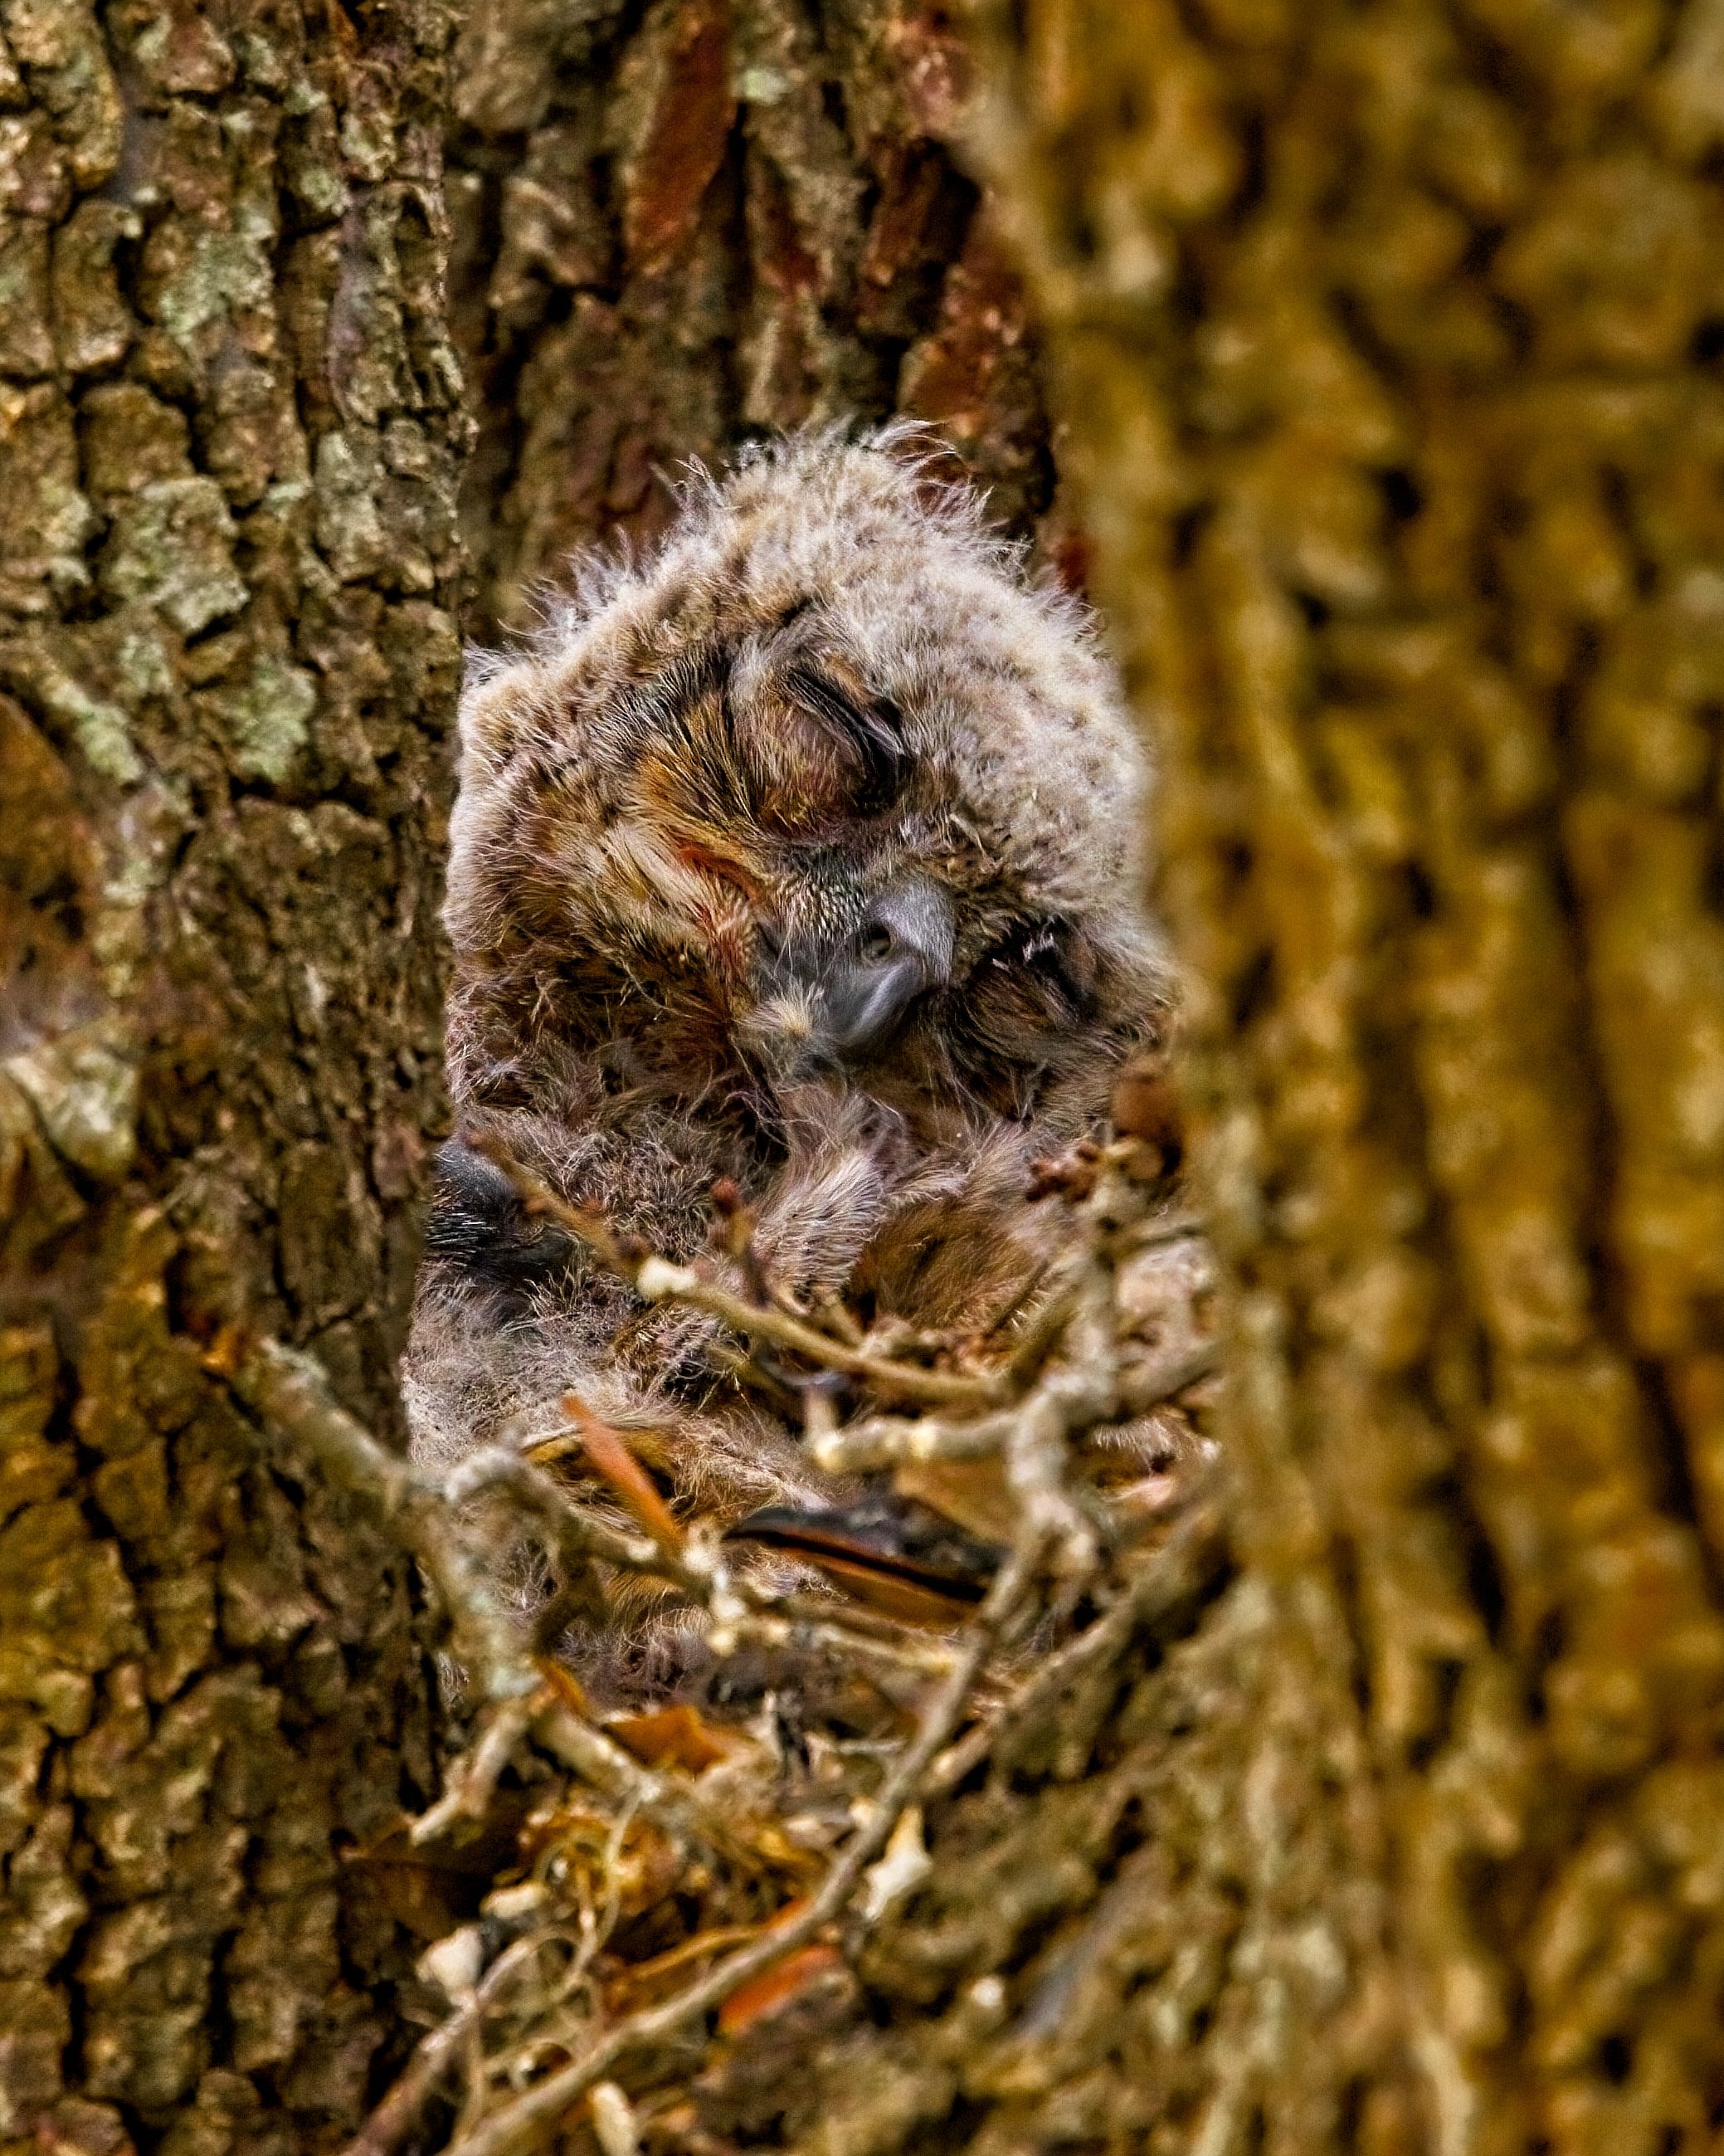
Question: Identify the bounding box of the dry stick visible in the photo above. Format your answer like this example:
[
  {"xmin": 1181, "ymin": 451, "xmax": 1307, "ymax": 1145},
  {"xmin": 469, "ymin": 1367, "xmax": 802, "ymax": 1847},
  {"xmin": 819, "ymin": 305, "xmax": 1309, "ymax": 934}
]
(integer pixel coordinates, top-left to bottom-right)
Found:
[
  {"xmin": 444, "ymin": 1444, "xmax": 665, "ymax": 1578},
  {"xmin": 1118, "ymin": 1338, "xmax": 1224, "ymax": 1416},
  {"xmin": 234, "ymin": 1342, "xmax": 709, "ymax": 1836},
  {"xmin": 437, "ymin": 1533, "xmax": 1047, "ymax": 2156},
  {"xmin": 717, "ymin": 1601, "xmax": 960, "ymax": 1678},
  {"xmin": 561, "ymin": 1398, "xmax": 688, "ymax": 1555},
  {"xmin": 702, "ymin": 1335, "xmax": 806, "ymax": 1409},
  {"xmin": 976, "ymin": 1253, "xmax": 1053, "ymax": 1345},
  {"xmin": 470, "ymin": 1417, "xmax": 718, "ymax": 1616},
  {"xmin": 770, "ymin": 1585, "xmax": 963, "ymax": 1650},
  {"xmin": 1118, "ymin": 1212, "xmax": 1207, "ymax": 1252},
  {"xmin": 241, "ymin": 1344, "xmax": 762, "ymax": 2156},
  {"xmin": 924, "ymin": 1493, "xmax": 1230, "ymax": 1795},
  {"xmin": 632, "ymin": 1255, "xmax": 1000, "ymax": 1408},
  {"xmin": 289, "ymin": 1141, "xmax": 1202, "ymax": 2154},
  {"xmin": 815, "ymin": 1338, "xmax": 1222, "ymax": 1475},
  {"xmin": 474, "ymin": 1139, "xmax": 1006, "ymax": 1410},
  {"xmin": 345, "ymin": 1931, "xmax": 557, "ymax": 2156},
  {"xmin": 234, "ymin": 1339, "xmax": 533, "ymax": 1702},
  {"xmin": 616, "ymin": 1923, "xmax": 766, "ymax": 1996},
  {"xmin": 404, "ymin": 1437, "xmax": 788, "ymax": 1830},
  {"xmin": 1001, "ymin": 1276, "xmax": 1081, "ymax": 1386},
  {"xmin": 413, "ymin": 1689, "xmax": 546, "ymax": 1846},
  {"xmin": 528, "ymin": 1405, "xmax": 959, "ymax": 1679}
]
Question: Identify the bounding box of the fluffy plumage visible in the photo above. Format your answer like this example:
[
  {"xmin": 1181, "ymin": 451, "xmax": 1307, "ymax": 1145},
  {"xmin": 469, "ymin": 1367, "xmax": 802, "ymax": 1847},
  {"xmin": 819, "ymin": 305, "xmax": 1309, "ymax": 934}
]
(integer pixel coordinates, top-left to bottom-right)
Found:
[{"xmin": 405, "ymin": 427, "xmax": 1174, "ymax": 1699}]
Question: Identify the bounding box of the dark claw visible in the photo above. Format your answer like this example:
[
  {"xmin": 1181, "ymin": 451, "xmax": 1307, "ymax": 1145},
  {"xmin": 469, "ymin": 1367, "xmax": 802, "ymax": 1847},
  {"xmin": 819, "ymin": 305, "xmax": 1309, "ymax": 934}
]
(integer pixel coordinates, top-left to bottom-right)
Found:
[
  {"xmin": 424, "ymin": 1138, "xmax": 579, "ymax": 1302},
  {"xmin": 726, "ymin": 1491, "xmax": 1002, "ymax": 1627}
]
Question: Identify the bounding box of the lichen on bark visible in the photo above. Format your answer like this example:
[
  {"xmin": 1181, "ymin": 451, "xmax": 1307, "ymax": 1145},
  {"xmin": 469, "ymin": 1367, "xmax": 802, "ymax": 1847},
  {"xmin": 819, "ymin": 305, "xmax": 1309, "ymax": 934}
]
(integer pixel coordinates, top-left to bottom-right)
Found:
[{"xmin": 0, "ymin": 0, "xmax": 465, "ymax": 2146}]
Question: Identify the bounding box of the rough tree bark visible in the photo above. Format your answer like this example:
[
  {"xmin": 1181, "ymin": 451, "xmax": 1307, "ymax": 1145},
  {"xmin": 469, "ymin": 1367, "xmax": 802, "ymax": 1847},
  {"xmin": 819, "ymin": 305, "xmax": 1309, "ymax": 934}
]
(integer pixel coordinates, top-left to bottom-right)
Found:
[
  {"xmin": 10, "ymin": 3, "xmax": 1724, "ymax": 2155},
  {"xmin": 440, "ymin": 0, "xmax": 1062, "ymax": 636},
  {"xmin": 0, "ymin": 0, "xmax": 464, "ymax": 2149}
]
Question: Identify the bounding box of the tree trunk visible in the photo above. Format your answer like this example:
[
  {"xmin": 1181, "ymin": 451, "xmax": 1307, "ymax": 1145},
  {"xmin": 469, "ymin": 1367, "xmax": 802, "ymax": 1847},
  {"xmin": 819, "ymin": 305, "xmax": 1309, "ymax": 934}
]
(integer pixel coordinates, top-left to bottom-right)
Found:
[
  {"xmin": 441, "ymin": 0, "xmax": 1062, "ymax": 636},
  {"xmin": 0, "ymin": 0, "xmax": 464, "ymax": 2148},
  {"xmin": 928, "ymin": 3, "xmax": 1724, "ymax": 2151},
  {"xmin": 12, "ymin": 3, "xmax": 1724, "ymax": 2154}
]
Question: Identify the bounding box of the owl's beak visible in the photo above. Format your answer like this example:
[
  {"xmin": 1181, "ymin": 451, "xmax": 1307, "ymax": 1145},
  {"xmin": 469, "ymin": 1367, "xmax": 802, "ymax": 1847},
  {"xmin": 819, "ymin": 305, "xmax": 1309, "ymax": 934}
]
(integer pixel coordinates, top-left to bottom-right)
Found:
[{"xmin": 749, "ymin": 876, "xmax": 955, "ymax": 1075}]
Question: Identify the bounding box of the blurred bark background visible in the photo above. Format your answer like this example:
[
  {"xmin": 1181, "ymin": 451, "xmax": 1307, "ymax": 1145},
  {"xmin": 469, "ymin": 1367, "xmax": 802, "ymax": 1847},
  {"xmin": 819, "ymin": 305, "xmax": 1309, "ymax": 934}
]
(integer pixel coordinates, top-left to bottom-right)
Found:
[
  {"xmin": 5, "ymin": 0, "xmax": 1724, "ymax": 2153},
  {"xmin": 957, "ymin": 3, "xmax": 1724, "ymax": 2151}
]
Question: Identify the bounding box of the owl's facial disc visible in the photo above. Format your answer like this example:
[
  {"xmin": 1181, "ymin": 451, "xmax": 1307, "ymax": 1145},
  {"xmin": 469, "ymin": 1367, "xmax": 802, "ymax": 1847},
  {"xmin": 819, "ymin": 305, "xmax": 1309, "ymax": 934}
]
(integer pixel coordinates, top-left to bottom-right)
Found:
[{"xmin": 746, "ymin": 875, "xmax": 955, "ymax": 1078}]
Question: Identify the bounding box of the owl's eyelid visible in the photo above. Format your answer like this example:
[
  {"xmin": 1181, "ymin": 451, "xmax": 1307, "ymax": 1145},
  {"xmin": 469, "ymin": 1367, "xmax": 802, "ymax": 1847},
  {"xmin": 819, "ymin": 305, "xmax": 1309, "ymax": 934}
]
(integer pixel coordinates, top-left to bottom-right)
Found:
[
  {"xmin": 782, "ymin": 663, "xmax": 908, "ymax": 808},
  {"xmin": 673, "ymin": 838, "xmax": 766, "ymax": 907}
]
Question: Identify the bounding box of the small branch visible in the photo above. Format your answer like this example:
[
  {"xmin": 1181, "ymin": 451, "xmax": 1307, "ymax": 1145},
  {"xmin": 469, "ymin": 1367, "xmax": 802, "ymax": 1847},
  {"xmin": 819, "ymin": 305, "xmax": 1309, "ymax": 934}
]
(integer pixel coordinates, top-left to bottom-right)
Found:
[
  {"xmin": 235, "ymin": 1339, "xmax": 535, "ymax": 1704},
  {"xmin": 1118, "ymin": 1212, "xmax": 1206, "ymax": 1253},
  {"xmin": 1118, "ymin": 1339, "xmax": 1223, "ymax": 1417},
  {"xmin": 635, "ymin": 1256, "xmax": 1002, "ymax": 1408},
  {"xmin": 439, "ymin": 1533, "xmax": 1047, "ymax": 2156},
  {"xmin": 814, "ymin": 1339, "xmax": 1220, "ymax": 1476},
  {"xmin": 809, "ymin": 1403, "xmax": 1022, "ymax": 1474},
  {"xmin": 234, "ymin": 1342, "xmax": 713, "ymax": 1842},
  {"xmin": 344, "ymin": 1930, "xmax": 557, "ymax": 2156},
  {"xmin": 523, "ymin": 1409, "xmax": 960, "ymax": 1679},
  {"xmin": 925, "ymin": 1492, "xmax": 1230, "ymax": 1794},
  {"xmin": 1001, "ymin": 1276, "xmax": 1081, "ymax": 1385},
  {"xmin": 716, "ymin": 1602, "xmax": 960, "ymax": 1678},
  {"xmin": 474, "ymin": 1139, "xmax": 1006, "ymax": 1410},
  {"xmin": 412, "ymin": 1690, "xmax": 546, "ymax": 1846}
]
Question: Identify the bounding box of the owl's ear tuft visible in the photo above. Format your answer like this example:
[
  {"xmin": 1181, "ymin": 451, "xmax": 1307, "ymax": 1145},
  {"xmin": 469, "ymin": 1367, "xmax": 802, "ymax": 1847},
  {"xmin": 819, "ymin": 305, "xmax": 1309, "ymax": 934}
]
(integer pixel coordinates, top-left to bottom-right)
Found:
[
  {"xmin": 783, "ymin": 665, "xmax": 908, "ymax": 817},
  {"xmin": 456, "ymin": 652, "xmax": 532, "ymax": 770}
]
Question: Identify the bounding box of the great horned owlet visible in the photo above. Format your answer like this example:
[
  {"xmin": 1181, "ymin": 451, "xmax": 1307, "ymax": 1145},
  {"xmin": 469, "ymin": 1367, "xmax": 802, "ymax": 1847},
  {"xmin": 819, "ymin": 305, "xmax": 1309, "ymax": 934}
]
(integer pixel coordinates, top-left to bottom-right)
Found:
[{"xmin": 404, "ymin": 427, "xmax": 1176, "ymax": 1698}]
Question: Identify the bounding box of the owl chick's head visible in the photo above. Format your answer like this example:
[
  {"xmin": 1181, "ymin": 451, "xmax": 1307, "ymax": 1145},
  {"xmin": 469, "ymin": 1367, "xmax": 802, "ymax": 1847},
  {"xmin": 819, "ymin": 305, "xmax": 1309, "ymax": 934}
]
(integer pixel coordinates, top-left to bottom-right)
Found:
[{"xmin": 445, "ymin": 427, "xmax": 1169, "ymax": 1130}]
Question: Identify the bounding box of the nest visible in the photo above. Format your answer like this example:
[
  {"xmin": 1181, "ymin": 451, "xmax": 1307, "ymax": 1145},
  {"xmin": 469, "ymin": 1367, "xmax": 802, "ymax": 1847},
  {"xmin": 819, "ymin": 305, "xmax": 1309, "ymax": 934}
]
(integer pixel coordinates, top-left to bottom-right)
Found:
[{"xmin": 237, "ymin": 1111, "xmax": 1225, "ymax": 2156}]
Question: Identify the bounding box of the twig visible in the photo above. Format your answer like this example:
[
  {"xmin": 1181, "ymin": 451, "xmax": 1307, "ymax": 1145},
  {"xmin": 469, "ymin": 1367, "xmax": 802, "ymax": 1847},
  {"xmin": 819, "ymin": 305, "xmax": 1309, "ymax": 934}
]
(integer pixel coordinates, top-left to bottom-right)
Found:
[
  {"xmin": 438, "ymin": 1533, "xmax": 1047, "ymax": 2156},
  {"xmin": 612, "ymin": 1924, "xmax": 765, "ymax": 1997},
  {"xmin": 809, "ymin": 1402, "xmax": 1021, "ymax": 1473},
  {"xmin": 812, "ymin": 1339, "xmax": 1220, "ymax": 1475},
  {"xmin": 715, "ymin": 1602, "xmax": 961, "ymax": 1678},
  {"xmin": 443, "ymin": 1444, "xmax": 664, "ymax": 1578},
  {"xmin": 234, "ymin": 1342, "xmax": 715, "ymax": 1841},
  {"xmin": 234, "ymin": 1340, "xmax": 536, "ymax": 1704},
  {"xmin": 1118, "ymin": 1338, "xmax": 1223, "ymax": 1416},
  {"xmin": 517, "ymin": 1406, "xmax": 957, "ymax": 1680},
  {"xmin": 560, "ymin": 1398, "xmax": 687, "ymax": 1555},
  {"xmin": 636, "ymin": 1256, "xmax": 1002, "ymax": 1407},
  {"xmin": 1118, "ymin": 1212, "xmax": 1206, "ymax": 1252},
  {"xmin": 474, "ymin": 1141, "xmax": 1007, "ymax": 1410},
  {"xmin": 925, "ymin": 1492, "xmax": 1230, "ymax": 1794},
  {"xmin": 412, "ymin": 1690, "xmax": 547, "ymax": 1846},
  {"xmin": 344, "ymin": 1930, "xmax": 559, "ymax": 2156},
  {"xmin": 1001, "ymin": 1276, "xmax": 1081, "ymax": 1385}
]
